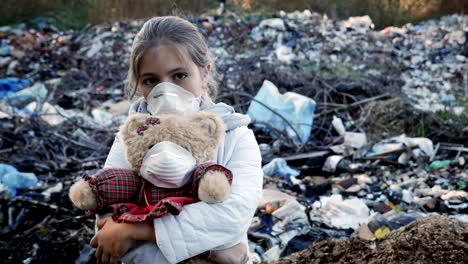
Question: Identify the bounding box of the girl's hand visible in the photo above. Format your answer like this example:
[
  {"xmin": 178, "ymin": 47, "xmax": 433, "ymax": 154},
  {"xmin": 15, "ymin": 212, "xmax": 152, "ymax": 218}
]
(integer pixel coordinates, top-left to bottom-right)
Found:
[
  {"xmin": 90, "ymin": 217, "xmax": 138, "ymax": 264},
  {"xmin": 90, "ymin": 217, "xmax": 156, "ymax": 264}
]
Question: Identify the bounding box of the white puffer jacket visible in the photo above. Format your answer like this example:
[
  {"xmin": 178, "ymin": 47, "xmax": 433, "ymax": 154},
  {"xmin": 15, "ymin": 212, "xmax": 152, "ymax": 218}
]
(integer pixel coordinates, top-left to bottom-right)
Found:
[{"xmin": 102, "ymin": 97, "xmax": 263, "ymax": 263}]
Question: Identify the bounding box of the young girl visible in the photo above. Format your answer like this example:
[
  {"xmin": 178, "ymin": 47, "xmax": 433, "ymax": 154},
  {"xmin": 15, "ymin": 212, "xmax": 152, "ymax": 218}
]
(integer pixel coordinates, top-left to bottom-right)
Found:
[{"xmin": 89, "ymin": 16, "xmax": 263, "ymax": 264}]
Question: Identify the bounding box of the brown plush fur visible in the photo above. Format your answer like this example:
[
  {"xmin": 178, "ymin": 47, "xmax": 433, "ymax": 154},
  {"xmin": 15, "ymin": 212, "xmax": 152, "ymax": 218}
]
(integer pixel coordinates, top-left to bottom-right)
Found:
[{"xmin": 120, "ymin": 112, "xmax": 226, "ymax": 172}]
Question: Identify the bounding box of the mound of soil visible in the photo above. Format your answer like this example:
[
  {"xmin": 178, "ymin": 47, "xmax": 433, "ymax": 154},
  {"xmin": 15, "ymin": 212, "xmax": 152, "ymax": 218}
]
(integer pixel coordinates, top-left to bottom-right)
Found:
[{"xmin": 270, "ymin": 215, "xmax": 468, "ymax": 264}]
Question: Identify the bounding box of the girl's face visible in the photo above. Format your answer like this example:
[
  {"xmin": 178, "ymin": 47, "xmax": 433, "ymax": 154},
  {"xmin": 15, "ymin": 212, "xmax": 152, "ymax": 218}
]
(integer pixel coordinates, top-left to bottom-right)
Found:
[{"xmin": 138, "ymin": 45, "xmax": 210, "ymax": 99}]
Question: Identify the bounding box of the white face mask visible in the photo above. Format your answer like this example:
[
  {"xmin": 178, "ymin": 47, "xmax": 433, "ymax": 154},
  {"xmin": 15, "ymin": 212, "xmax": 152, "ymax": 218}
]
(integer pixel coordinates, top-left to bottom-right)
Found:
[
  {"xmin": 140, "ymin": 141, "xmax": 196, "ymax": 188},
  {"xmin": 146, "ymin": 82, "xmax": 200, "ymax": 115}
]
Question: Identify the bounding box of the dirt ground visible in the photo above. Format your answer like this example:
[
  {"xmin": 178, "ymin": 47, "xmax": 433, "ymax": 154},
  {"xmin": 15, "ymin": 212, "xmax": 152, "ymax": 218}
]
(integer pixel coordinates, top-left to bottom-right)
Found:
[{"xmin": 269, "ymin": 215, "xmax": 468, "ymax": 264}]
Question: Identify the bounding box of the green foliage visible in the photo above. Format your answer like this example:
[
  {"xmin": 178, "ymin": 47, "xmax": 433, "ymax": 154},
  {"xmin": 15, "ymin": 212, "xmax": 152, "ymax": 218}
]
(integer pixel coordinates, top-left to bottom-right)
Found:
[
  {"xmin": 417, "ymin": 113, "xmax": 426, "ymax": 137},
  {"xmin": 0, "ymin": 0, "xmax": 92, "ymax": 30},
  {"xmin": 301, "ymin": 59, "xmax": 364, "ymax": 81},
  {"xmin": 46, "ymin": 1, "xmax": 91, "ymax": 30},
  {"xmin": 434, "ymin": 94, "xmax": 468, "ymax": 128},
  {"xmin": 0, "ymin": 0, "xmax": 466, "ymax": 30}
]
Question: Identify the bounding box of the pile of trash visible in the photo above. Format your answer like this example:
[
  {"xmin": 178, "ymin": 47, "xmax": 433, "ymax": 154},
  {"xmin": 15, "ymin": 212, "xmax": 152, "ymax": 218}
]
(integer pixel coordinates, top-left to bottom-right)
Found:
[
  {"xmin": 248, "ymin": 135, "xmax": 467, "ymax": 262},
  {"xmin": 0, "ymin": 9, "xmax": 467, "ymax": 263},
  {"xmin": 209, "ymin": 11, "xmax": 467, "ymax": 114}
]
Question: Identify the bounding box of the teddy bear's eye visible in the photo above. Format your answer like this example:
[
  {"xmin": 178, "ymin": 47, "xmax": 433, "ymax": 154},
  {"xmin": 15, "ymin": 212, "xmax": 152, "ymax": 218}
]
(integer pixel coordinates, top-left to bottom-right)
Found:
[{"xmin": 181, "ymin": 145, "xmax": 192, "ymax": 154}]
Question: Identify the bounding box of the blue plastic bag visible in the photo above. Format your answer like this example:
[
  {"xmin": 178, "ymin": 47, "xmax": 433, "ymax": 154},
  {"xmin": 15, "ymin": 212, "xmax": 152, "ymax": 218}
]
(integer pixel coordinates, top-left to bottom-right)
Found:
[
  {"xmin": 262, "ymin": 158, "xmax": 300, "ymax": 181},
  {"xmin": 247, "ymin": 80, "xmax": 315, "ymax": 145},
  {"xmin": 0, "ymin": 78, "xmax": 30, "ymax": 99},
  {"xmin": 3, "ymin": 82, "xmax": 47, "ymax": 107},
  {"xmin": 0, "ymin": 164, "xmax": 38, "ymax": 196}
]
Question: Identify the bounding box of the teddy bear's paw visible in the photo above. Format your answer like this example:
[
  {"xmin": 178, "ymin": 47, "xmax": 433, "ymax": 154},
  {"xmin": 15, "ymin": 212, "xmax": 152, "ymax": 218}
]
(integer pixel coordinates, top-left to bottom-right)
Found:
[
  {"xmin": 198, "ymin": 170, "xmax": 231, "ymax": 204},
  {"xmin": 69, "ymin": 179, "xmax": 98, "ymax": 210}
]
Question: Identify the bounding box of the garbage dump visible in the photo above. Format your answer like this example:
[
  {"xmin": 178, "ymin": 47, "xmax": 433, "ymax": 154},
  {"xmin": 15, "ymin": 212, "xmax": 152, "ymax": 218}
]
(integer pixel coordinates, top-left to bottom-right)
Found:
[{"xmin": 0, "ymin": 8, "xmax": 467, "ymax": 264}]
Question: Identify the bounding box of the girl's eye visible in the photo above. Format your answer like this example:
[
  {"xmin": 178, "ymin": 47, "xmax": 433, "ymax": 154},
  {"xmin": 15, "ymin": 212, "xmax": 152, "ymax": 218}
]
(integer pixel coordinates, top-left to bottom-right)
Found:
[
  {"xmin": 173, "ymin": 73, "xmax": 187, "ymax": 81},
  {"xmin": 143, "ymin": 78, "xmax": 158, "ymax": 86}
]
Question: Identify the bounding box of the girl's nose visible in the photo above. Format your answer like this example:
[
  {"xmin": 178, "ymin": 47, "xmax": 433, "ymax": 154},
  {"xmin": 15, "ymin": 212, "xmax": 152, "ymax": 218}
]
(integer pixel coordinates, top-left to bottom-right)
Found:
[{"xmin": 159, "ymin": 76, "xmax": 174, "ymax": 83}]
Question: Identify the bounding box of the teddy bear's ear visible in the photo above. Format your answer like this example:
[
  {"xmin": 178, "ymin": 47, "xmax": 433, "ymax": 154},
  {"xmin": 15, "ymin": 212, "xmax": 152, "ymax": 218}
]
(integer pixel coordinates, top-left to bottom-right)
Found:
[
  {"xmin": 119, "ymin": 113, "xmax": 152, "ymax": 142},
  {"xmin": 193, "ymin": 112, "xmax": 225, "ymax": 139}
]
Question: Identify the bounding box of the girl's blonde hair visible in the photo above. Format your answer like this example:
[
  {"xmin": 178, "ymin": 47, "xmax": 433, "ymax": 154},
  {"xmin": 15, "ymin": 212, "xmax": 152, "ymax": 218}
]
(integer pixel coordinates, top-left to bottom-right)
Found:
[{"xmin": 126, "ymin": 16, "xmax": 218, "ymax": 99}]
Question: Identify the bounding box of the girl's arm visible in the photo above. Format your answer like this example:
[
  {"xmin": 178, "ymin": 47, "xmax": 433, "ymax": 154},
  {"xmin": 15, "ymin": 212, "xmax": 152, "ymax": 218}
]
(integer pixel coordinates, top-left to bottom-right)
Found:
[
  {"xmin": 104, "ymin": 134, "xmax": 132, "ymax": 169},
  {"xmin": 154, "ymin": 126, "xmax": 263, "ymax": 263},
  {"xmin": 90, "ymin": 217, "xmax": 156, "ymax": 264}
]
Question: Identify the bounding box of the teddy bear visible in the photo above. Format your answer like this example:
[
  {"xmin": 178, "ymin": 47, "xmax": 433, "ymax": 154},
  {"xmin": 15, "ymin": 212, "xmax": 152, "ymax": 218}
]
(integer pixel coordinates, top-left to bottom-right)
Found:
[{"xmin": 68, "ymin": 112, "xmax": 232, "ymax": 223}]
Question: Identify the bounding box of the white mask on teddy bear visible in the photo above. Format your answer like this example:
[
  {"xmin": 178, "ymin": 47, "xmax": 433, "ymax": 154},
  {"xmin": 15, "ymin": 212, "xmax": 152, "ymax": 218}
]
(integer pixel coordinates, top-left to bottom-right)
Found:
[
  {"xmin": 140, "ymin": 141, "xmax": 197, "ymax": 188},
  {"xmin": 146, "ymin": 82, "xmax": 200, "ymax": 115}
]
